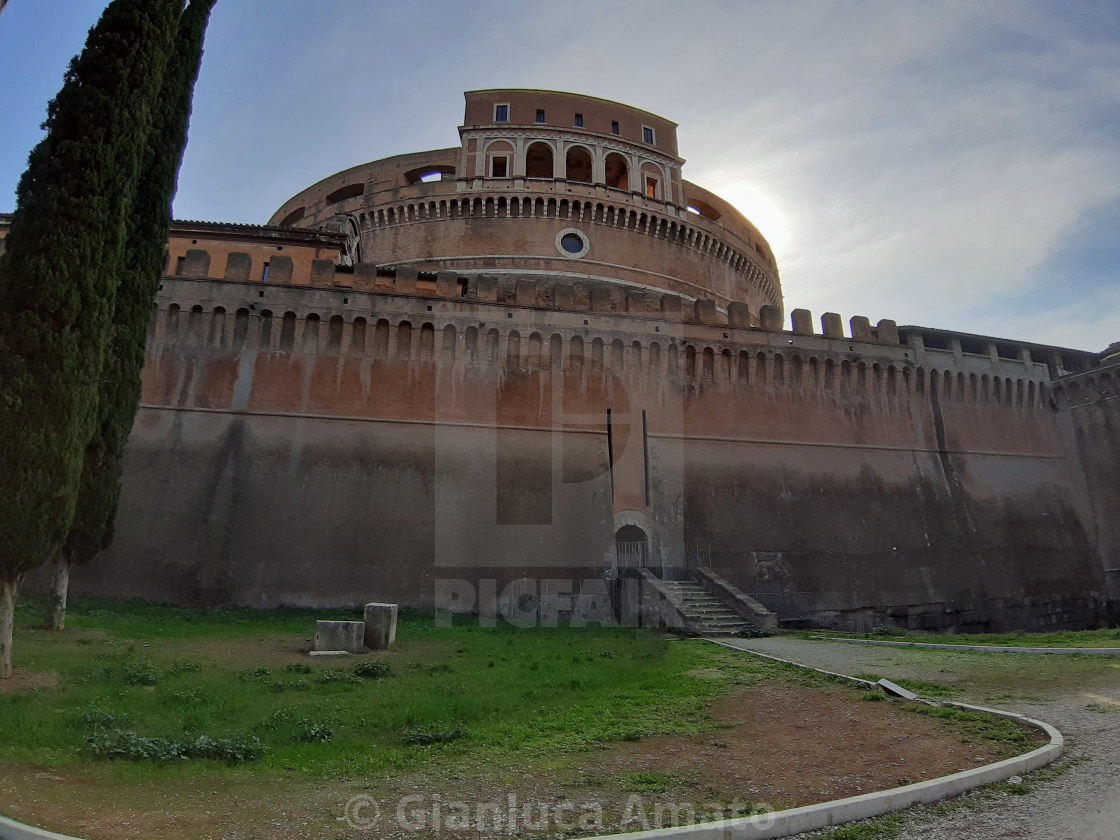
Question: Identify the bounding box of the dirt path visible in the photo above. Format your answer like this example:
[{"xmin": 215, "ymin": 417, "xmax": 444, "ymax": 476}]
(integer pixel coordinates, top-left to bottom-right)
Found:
[{"xmin": 721, "ymin": 637, "xmax": 1120, "ymax": 840}]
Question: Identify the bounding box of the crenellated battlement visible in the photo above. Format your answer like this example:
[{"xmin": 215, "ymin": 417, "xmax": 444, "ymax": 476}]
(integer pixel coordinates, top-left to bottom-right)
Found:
[{"xmin": 152, "ymin": 263, "xmax": 1062, "ymax": 414}]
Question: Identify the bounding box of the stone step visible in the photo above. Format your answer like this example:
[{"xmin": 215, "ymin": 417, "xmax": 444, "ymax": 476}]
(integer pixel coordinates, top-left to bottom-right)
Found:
[{"xmin": 654, "ymin": 580, "xmax": 754, "ymax": 636}]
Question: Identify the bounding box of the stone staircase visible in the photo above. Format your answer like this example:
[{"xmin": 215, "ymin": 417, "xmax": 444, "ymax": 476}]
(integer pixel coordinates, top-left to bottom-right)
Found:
[{"xmin": 655, "ymin": 579, "xmax": 753, "ymax": 635}]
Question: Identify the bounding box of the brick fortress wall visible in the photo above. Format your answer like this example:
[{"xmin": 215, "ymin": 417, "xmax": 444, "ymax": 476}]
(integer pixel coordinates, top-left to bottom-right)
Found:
[{"xmin": 49, "ymin": 230, "xmax": 1108, "ymax": 632}]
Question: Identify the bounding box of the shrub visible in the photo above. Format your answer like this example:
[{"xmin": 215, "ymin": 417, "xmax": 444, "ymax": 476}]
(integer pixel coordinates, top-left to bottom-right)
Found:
[
  {"xmin": 76, "ymin": 703, "xmax": 131, "ymax": 729},
  {"xmin": 267, "ymin": 679, "xmax": 310, "ymax": 693},
  {"xmin": 99, "ymin": 661, "xmax": 160, "ymax": 685},
  {"xmin": 353, "ymin": 661, "xmax": 391, "ymax": 680},
  {"xmin": 86, "ymin": 730, "xmax": 265, "ymax": 762},
  {"xmin": 401, "ymin": 723, "xmax": 468, "ymax": 746},
  {"xmin": 317, "ymin": 669, "xmax": 361, "ymax": 685},
  {"xmin": 297, "ymin": 720, "xmax": 334, "ymax": 743},
  {"xmin": 736, "ymin": 627, "xmax": 774, "ymax": 639},
  {"xmin": 870, "ymin": 625, "xmax": 907, "ymax": 637}
]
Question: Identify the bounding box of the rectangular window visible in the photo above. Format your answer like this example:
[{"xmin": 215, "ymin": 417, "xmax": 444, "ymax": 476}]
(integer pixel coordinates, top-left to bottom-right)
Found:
[
  {"xmin": 574, "ymin": 113, "xmax": 584, "ymax": 128},
  {"xmin": 261, "ymin": 261, "xmax": 270, "ymax": 283},
  {"xmin": 490, "ymin": 155, "xmax": 508, "ymax": 178},
  {"xmin": 611, "ymin": 120, "xmax": 620, "ymax": 135},
  {"xmin": 535, "ymin": 109, "xmax": 546, "ymax": 124},
  {"xmin": 494, "ymin": 103, "xmax": 509, "ymax": 122},
  {"xmin": 174, "ymin": 256, "xmax": 186, "ymax": 275},
  {"xmin": 642, "ymin": 126, "xmax": 655, "ymax": 144},
  {"xmin": 646, "ymin": 177, "xmax": 659, "ymax": 199}
]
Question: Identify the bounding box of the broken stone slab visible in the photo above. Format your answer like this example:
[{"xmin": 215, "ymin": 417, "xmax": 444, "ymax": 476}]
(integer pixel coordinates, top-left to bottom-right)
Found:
[
  {"xmin": 314, "ymin": 620, "xmax": 365, "ymax": 653},
  {"xmin": 878, "ymin": 678, "xmax": 918, "ymax": 700},
  {"xmin": 364, "ymin": 603, "xmax": 398, "ymax": 650}
]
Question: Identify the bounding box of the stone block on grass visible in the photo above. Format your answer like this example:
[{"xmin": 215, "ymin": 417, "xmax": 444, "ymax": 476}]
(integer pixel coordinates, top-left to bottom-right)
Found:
[
  {"xmin": 364, "ymin": 603, "xmax": 398, "ymax": 650},
  {"xmin": 314, "ymin": 620, "xmax": 365, "ymax": 653}
]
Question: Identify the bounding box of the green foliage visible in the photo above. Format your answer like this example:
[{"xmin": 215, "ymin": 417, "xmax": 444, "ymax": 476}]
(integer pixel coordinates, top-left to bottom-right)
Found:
[
  {"xmin": 0, "ymin": 597, "xmax": 799, "ymax": 780},
  {"xmin": 352, "ymin": 661, "xmax": 392, "ymax": 679},
  {"xmin": 892, "ymin": 679, "xmax": 958, "ymax": 697},
  {"xmin": 400, "ymin": 723, "xmax": 469, "ymax": 746},
  {"xmin": 98, "ymin": 660, "xmax": 161, "ymax": 686},
  {"xmin": 75, "ymin": 702, "xmax": 131, "ymax": 730},
  {"xmin": 64, "ymin": 0, "xmax": 217, "ymax": 574},
  {"xmin": 0, "ymin": 0, "xmax": 181, "ymax": 583},
  {"xmin": 296, "ymin": 721, "xmax": 334, "ymax": 744},
  {"xmin": 316, "ymin": 668, "xmax": 361, "ymax": 685},
  {"xmin": 840, "ymin": 627, "xmax": 1120, "ymax": 647},
  {"xmin": 168, "ymin": 658, "xmax": 202, "ymax": 674},
  {"xmin": 86, "ymin": 731, "xmax": 265, "ymax": 763},
  {"xmin": 904, "ymin": 704, "xmax": 1038, "ymax": 755},
  {"xmin": 736, "ymin": 627, "xmax": 774, "ymax": 638},
  {"xmin": 817, "ymin": 815, "xmax": 907, "ymax": 839}
]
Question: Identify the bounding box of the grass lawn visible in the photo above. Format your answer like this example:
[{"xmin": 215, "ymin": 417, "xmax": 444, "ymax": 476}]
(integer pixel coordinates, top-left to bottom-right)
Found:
[
  {"xmin": 0, "ymin": 597, "xmax": 1049, "ymax": 839},
  {"xmin": 813, "ymin": 628, "xmax": 1120, "ymax": 648},
  {"xmin": 1, "ymin": 595, "xmax": 761, "ymax": 780}
]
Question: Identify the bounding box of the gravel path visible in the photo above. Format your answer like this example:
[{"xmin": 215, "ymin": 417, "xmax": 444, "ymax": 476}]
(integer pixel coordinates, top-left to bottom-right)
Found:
[{"xmin": 718, "ymin": 637, "xmax": 1120, "ymax": 840}]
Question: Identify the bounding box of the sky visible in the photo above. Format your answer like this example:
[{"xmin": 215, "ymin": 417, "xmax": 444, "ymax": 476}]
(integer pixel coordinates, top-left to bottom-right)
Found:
[{"xmin": 1, "ymin": 1, "xmax": 1119, "ymax": 352}]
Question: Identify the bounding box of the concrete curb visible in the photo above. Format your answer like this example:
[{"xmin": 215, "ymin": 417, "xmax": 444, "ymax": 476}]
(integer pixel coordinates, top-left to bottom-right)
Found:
[
  {"xmin": 823, "ymin": 637, "xmax": 1120, "ymax": 655},
  {"xmin": 1, "ymin": 640, "xmax": 1065, "ymax": 840},
  {"xmin": 576, "ymin": 638, "xmax": 1064, "ymax": 840},
  {"xmin": 0, "ymin": 815, "xmax": 85, "ymax": 840}
]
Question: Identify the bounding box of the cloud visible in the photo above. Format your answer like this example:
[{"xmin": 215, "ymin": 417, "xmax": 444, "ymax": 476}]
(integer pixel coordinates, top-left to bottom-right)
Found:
[{"xmin": 5, "ymin": 1, "xmax": 1118, "ymax": 350}]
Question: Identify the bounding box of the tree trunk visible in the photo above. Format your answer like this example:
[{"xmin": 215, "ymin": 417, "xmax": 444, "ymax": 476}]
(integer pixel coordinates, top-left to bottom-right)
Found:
[
  {"xmin": 1, "ymin": 576, "xmax": 16, "ymax": 680},
  {"xmin": 47, "ymin": 553, "xmax": 71, "ymax": 631}
]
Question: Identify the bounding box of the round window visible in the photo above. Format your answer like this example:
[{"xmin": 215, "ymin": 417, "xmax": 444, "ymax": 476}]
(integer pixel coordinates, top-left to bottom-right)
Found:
[
  {"xmin": 560, "ymin": 233, "xmax": 584, "ymax": 253},
  {"xmin": 555, "ymin": 228, "xmax": 589, "ymax": 259}
]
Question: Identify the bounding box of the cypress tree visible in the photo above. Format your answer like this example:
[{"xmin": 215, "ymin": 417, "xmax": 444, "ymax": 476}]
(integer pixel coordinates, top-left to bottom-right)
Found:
[
  {"xmin": 0, "ymin": 0, "xmax": 181, "ymax": 677},
  {"xmin": 49, "ymin": 0, "xmax": 218, "ymax": 631}
]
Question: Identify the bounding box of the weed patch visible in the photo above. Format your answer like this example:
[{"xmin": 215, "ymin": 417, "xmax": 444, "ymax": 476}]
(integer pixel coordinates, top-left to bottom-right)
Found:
[
  {"xmin": 352, "ymin": 661, "xmax": 391, "ymax": 679},
  {"xmin": 401, "ymin": 723, "xmax": 469, "ymax": 746},
  {"xmin": 618, "ymin": 770, "xmax": 677, "ymax": 793},
  {"xmin": 904, "ymin": 705, "xmax": 1038, "ymax": 755},
  {"xmin": 97, "ymin": 660, "xmax": 161, "ymax": 686},
  {"xmin": 86, "ymin": 731, "xmax": 265, "ymax": 762}
]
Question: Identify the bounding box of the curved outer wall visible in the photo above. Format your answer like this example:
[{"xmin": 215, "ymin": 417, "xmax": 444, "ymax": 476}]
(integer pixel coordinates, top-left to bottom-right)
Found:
[
  {"xmin": 4, "ymin": 88, "xmax": 1112, "ymax": 631},
  {"xmin": 44, "ymin": 241, "xmax": 1108, "ymax": 633},
  {"xmin": 269, "ymin": 90, "xmax": 781, "ymax": 318}
]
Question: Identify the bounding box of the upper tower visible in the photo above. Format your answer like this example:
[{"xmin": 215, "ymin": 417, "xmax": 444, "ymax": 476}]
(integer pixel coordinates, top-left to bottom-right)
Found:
[{"xmin": 270, "ymin": 90, "xmax": 782, "ymax": 318}]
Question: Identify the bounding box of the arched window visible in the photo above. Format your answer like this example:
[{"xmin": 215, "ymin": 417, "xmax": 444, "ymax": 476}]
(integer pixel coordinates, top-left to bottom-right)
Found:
[
  {"xmin": 641, "ymin": 162, "xmax": 664, "ymax": 199},
  {"xmin": 486, "ymin": 140, "xmax": 514, "ymax": 178},
  {"xmin": 604, "ymin": 153, "xmax": 628, "ymax": 190},
  {"xmin": 351, "ymin": 317, "xmax": 367, "ymax": 355},
  {"xmin": 526, "ymin": 142, "xmax": 553, "ymax": 178},
  {"xmin": 327, "ymin": 315, "xmax": 344, "ymax": 353},
  {"xmin": 565, "ymin": 146, "xmax": 592, "ymax": 183}
]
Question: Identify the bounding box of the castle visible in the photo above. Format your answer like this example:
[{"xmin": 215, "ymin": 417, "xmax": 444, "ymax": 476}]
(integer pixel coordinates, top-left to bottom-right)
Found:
[{"xmin": 3, "ymin": 90, "xmax": 1116, "ymax": 631}]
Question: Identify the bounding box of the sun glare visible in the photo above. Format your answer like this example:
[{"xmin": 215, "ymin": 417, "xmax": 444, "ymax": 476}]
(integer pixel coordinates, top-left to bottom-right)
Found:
[{"xmin": 715, "ymin": 182, "xmax": 791, "ymax": 258}]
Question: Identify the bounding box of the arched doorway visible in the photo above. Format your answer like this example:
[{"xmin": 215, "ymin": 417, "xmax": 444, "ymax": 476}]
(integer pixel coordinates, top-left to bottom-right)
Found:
[{"xmin": 615, "ymin": 524, "xmax": 648, "ymax": 568}]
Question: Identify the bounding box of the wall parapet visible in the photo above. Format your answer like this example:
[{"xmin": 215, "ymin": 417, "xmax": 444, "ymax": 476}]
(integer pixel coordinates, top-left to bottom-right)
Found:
[
  {"xmin": 150, "ymin": 274, "xmax": 1057, "ymax": 413},
  {"xmin": 162, "ymin": 252, "xmax": 896, "ymax": 345}
]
